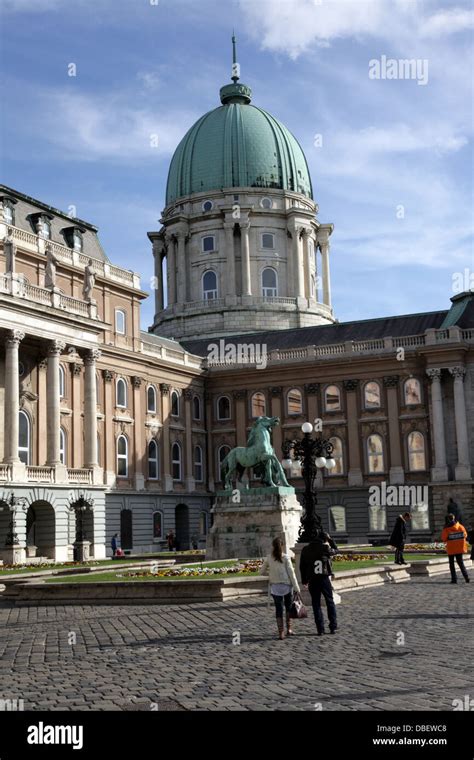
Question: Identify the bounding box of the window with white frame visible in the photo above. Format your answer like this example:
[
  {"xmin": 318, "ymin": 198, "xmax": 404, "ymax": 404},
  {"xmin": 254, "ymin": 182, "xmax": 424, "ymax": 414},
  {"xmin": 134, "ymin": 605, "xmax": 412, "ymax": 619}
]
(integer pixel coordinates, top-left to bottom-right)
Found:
[
  {"xmin": 262, "ymin": 267, "xmax": 278, "ymax": 297},
  {"xmin": 324, "ymin": 385, "xmax": 341, "ymax": 412},
  {"xmin": 117, "ymin": 435, "xmax": 128, "ymax": 477},
  {"xmin": 261, "ymin": 233, "xmax": 274, "ymax": 249},
  {"xmin": 251, "ymin": 392, "xmax": 266, "ymax": 418},
  {"xmin": 408, "ymin": 431, "xmax": 426, "ymax": 471},
  {"xmin": 193, "ymin": 395, "xmax": 201, "ymax": 420},
  {"xmin": 3, "ymin": 201, "xmax": 14, "ymax": 225},
  {"xmin": 171, "ymin": 390, "xmax": 180, "ymax": 417},
  {"xmin": 153, "ymin": 510, "xmax": 163, "ymax": 539},
  {"xmin": 59, "ymin": 365, "xmax": 65, "ymax": 399},
  {"xmin": 115, "ymin": 309, "xmax": 126, "ymax": 335},
  {"xmin": 404, "ymin": 378, "xmax": 422, "ymax": 405},
  {"xmin": 287, "ymin": 388, "xmax": 303, "ymax": 415},
  {"xmin": 202, "ymin": 270, "xmax": 218, "ymax": 300},
  {"xmin": 172, "ymin": 442, "xmax": 182, "ymax": 481},
  {"xmin": 328, "ymin": 436, "xmax": 344, "ymax": 475},
  {"xmin": 73, "ymin": 231, "xmax": 83, "ymax": 252},
  {"xmin": 217, "ymin": 395, "xmax": 231, "ymax": 420},
  {"xmin": 148, "ymin": 439, "xmax": 159, "ymax": 480},
  {"xmin": 116, "ymin": 378, "xmax": 127, "ymax": 408},
  {"xmin": 41, "ymin": 218, "xmax": 51, "ymax": 239},
  {"xmin": 18, "ymin": 411, "xmax": 30, "ymax": 465},
  {"xmin": 367, "ymin": 434, "xmax": 385, "ymax": 473},
  {"xmin": 194, "ymin": 445, "xmax": 203, "ymax": 482},
  {"xmin": 202, "ymin": 235, "xmax": 216, "ymax": 253},
  {"xmin": 329, "ymin": 505, "xmax": 347, "ymax": 533},
  {"xmin": 147, "ymin": 385, "xmax": 157, "ymax": 414},
  {"xmin": 368, "ymin": 504, "xmax": 387, "ymax": 531},
  {"xmin": 364, "ymin": 381, "xmax": 381, "ymax": 409},
  {"xmin": 59, "ymin": 428, "xmax": 67, "ymax": 465}
]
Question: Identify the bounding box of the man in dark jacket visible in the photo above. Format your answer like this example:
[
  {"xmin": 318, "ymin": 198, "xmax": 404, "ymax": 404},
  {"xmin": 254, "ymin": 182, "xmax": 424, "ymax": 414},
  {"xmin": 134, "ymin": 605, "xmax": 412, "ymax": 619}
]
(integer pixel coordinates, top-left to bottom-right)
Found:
[
  {"xmin": 445, "ymin": 498, "xmax": 463, "ymax": 527},
  {"xmin": 390, "ymin": 512, "xmax": 411, "ymax": 565},
  {"xmin": 300, "ymin": 533, "xmax": 338, "ymax": 635}
]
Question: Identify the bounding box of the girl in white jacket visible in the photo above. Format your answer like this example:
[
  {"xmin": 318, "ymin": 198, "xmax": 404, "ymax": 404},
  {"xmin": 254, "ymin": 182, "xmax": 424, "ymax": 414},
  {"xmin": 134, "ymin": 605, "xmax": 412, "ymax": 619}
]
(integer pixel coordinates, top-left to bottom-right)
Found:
[{"xmin": 261, "ymin": 537, "xmax": 300, "ymax": 639}]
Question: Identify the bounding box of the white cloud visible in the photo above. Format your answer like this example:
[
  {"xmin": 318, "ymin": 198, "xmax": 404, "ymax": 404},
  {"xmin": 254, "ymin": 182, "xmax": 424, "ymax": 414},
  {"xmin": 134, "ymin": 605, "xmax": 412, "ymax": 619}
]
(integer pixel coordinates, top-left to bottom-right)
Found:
[{"xmin": 422, "ymin": 8, "xmax": 474, "ymax": 38}]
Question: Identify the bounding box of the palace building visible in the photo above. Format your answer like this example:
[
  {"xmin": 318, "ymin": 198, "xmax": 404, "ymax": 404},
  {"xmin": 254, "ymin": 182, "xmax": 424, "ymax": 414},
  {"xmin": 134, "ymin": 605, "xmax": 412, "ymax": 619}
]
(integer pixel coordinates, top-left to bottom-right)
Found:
[{"xmin": 1, "ymin": 46, "xmax": 473, "ymax": 560}]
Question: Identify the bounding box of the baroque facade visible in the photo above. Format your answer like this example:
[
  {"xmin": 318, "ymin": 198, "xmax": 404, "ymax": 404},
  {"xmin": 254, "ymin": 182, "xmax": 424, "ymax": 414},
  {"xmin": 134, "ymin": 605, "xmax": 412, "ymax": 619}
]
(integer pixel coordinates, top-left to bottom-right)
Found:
[{"xmin": 1, "ymin": 52, "xmax": 473, "ymax": 559}]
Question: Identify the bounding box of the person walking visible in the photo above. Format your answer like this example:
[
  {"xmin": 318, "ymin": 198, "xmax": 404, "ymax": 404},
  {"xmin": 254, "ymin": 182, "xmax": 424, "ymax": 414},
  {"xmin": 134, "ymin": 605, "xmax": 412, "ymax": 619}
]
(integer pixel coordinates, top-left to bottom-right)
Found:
[
  {"xmin": 389, "ymin": 512, "xmax": 411, "ymax": 564},
  {"xmin": 300, "ymin": 532, "xmax": 338, "ymax": 636},
  {"xmin": 441, "ymin": 514, "xmax": 470, "ymax": 584},
  {"xmin": 261, "ymin": 537, "xmax": 300, "ymax": 640},
  {"xmin": 446, "ymin": 497, "xmax": 463, "ymax": 527},
  {"xmin": 111, "ymin": 533, "xmax": 119, "ymax": 557}
]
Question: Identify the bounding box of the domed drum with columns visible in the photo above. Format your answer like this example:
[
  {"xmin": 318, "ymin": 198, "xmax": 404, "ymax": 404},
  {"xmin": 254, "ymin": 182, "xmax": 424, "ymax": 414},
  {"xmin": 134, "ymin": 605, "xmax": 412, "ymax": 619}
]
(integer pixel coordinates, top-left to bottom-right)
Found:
[{"xmin": 149, "ymin": 39, "xmax": 335, "ymax": 341}]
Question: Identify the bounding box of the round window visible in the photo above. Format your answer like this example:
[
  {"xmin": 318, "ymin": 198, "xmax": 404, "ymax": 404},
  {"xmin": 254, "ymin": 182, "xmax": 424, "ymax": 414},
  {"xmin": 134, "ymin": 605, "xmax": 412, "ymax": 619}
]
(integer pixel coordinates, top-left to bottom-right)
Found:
[
  {"xmin": 202, "ymin": 200, "xmax": 213, "ymax": 212},
  {"xmin": 260, "ymin": 197, "xmax": 273, "ymax": 210}
]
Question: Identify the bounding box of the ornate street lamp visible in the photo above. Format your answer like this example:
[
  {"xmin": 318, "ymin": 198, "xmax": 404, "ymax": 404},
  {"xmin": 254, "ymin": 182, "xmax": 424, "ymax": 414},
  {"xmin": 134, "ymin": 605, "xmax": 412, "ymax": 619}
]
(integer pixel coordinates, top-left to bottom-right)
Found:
[
  {"xmin": 68, "ymin": 493, "xmax": 94, "ymax": 542},
  {"xmin": 1, "ymin": 492, "xmax": 28, "ymax": 547},
  {"xmin": 282, "ymin": 422, "xmax": 336, "ymax": 543}
]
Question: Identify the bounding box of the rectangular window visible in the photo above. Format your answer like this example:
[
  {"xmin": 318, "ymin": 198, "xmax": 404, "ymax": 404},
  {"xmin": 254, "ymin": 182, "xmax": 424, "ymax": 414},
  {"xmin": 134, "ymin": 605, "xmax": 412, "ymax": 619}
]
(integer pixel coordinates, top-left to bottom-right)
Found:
[{"xmin": 115, "ymin": 310, "xmax": 126, "ymax": 335}]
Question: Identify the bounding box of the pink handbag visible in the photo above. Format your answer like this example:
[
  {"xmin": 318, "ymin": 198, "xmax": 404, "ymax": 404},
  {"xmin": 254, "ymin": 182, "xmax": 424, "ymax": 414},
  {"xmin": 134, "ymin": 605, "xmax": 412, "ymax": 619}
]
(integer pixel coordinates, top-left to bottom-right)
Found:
[{"xmin": 289, "ymin": 591, "xmax": 308, "ymax": 619}]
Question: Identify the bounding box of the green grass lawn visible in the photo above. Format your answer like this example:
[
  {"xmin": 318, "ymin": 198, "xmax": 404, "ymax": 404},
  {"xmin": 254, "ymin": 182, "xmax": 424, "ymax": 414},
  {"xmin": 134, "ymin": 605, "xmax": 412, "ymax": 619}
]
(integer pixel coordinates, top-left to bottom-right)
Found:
[{"xmin": 0, "ymin": 555, "xmax": 183, "ymax": 576}]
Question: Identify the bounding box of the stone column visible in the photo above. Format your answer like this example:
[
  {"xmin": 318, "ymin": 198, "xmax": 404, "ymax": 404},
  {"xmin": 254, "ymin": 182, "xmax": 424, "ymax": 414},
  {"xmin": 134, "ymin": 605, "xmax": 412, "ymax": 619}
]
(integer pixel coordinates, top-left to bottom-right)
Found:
[
  {"xmin": 46, "ymin": 340, "xmax": 65, "ymax": 467},
  {"xmin": 184, "ymin": 389, "xmax": 195, "ymax": 492},
  {"xmin": 269, "ymin": 387, "xmax": 283, "ymax": 457},
  {"xmin": 293, "ymin": 227, "xmax": 305, "ymax": 299},
  {"xmin": 132, "ymin": 376, "xmax": 145, "ymax": 490},
  {"xmin": 3, "ymin": 329, "xmax": 25, "ymax": 466},
  {"xmin": 165, "ymin": 234, "xmax": 176, "ymax": 306},
  {"xmin": 302, "ymin": 229, "xmax": 313, "ymax": 300},
  {"xmin": 37, "ymin": 358, "xmax": 48, "ymax": 466},
  {"xmin": 160, "ymin": 384, "xmax": 172, "ymax": 492},
  {"xmin": 224, "ymin": 222, "xmax": 236, "ymax": 297},
  {"xmin": 102, "ymin": 370, "xmax": 116, "ymax": 485},
  {"xmin": 319, "ymin": 241, "xmax": 331, "ymax": 308},
  {"xmin": 153, "ymin": 239, "xmax": 165, "ymax": 314},
  {"xmin": 83, "ymin": 350, "xmax": 100, "ymax": 468},
  {"xmin": 384, "ymin": 376, "xmax": 404, "ymax": 484},
  {"xmin": 343, "ymin": 380, "xmax": 363, "ymax": 486},
  {"xmin": 205, "ymin": 392, "xmax": 215, "ymax": 492},
  {"xmin": 176, "ymin": 230, "xmax": 187, "ymax": 304},
  {"xmin": 449, "ymin": 366, "xmax": 471, "ymax": 480},
  {"xmin": 239, "ymin": 221, "xmax": 252, "ymax": 296},
  {"xmin": 426, "ymin": 368, "xmax": 448, "ymax": 482},
  {"xmin": 71, "ymin": 362, "xmax": 82, "ymax": 469}
]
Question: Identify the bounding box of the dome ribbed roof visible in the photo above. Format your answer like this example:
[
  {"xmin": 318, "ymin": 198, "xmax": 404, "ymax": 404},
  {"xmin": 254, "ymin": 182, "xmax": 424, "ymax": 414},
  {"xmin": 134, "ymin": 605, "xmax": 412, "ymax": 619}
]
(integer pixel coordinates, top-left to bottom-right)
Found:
[{"xmin": 166, "ymin": 80, "xmax": 313, "ymax": 205}]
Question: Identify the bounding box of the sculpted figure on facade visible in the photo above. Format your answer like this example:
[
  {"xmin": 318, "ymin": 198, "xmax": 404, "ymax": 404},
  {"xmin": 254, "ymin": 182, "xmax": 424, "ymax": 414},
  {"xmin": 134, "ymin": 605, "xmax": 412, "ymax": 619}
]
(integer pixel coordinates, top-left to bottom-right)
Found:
[{"xmin": 82, "ymin": 259, "xmax": 96, "ymax": 301}]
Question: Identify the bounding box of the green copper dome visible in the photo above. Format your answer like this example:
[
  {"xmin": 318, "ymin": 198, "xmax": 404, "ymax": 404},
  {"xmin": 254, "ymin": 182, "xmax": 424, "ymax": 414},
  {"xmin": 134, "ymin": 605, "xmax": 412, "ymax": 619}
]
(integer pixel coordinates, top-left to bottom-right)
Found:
[{"xmin": 166, "ymin": 69, "xmax": 313, "ymax": 205}]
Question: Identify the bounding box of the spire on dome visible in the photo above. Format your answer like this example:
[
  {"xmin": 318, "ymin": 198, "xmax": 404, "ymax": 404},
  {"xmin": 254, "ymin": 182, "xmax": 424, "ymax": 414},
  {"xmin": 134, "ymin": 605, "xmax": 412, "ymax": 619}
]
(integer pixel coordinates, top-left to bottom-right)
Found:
[{"xmin": 220, "ymin": 33, "xmax": 252, "ymax": 105}]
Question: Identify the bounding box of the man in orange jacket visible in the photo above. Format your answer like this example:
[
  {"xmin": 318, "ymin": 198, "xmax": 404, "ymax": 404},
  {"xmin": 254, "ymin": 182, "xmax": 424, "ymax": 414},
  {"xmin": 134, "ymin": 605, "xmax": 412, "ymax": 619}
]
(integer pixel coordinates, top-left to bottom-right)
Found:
[{"xmin": 441, "ymin": 514, "xmax": 470, "ymax": 584}]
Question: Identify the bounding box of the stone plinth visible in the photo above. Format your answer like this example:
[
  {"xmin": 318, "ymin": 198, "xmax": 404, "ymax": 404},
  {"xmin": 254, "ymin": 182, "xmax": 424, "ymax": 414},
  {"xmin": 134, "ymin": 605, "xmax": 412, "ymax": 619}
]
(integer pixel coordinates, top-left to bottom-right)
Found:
[
  {"xmin": 73, "ymin": 540, "xmax": 91, "ymax": 563},
  {"xmin": 0, "ymin": 545, "xmax": 26, "ymax": 565},
  {"xmin": 206, "ymin": 487, "xmax": 302, "ymax": 560}
]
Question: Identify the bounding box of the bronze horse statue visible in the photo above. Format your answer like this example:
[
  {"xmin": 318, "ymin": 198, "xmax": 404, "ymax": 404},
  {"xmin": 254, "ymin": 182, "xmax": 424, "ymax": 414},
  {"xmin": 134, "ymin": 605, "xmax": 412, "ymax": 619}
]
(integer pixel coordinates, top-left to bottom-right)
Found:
[{"xmin": 220, "ymin": 416, "xmax": 290, "ymax": 490}]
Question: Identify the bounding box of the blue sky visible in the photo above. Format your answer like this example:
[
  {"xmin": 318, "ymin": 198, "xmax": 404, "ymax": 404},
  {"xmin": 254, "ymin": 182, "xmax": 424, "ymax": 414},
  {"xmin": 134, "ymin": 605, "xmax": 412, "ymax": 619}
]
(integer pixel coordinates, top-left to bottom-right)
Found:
[{"xmin": 1, "ymin": 0, "xmax": 473, "ymax": 329}]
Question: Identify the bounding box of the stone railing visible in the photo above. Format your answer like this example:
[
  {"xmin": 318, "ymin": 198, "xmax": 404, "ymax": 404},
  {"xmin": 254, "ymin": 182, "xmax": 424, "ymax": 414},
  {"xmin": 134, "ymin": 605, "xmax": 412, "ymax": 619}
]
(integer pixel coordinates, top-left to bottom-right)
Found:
[
  {"xmin": 26, "ymin": 466, "xmax": 55, "ymax": 482},
  {"xmin": 68, "ymin": 468, "xmax": 93, "ymax": 484},
  {"xmin": 0, "ymin": 273, "xmax": 98, "ymax": 319},
  {"xmin": 2, "ymin": 224, "xmax": 141, "ymax": 290},
  {"xmin": 0, "ymin": 464, "xmax": 11, "ymax": 482},
  {"xmin": 183, "ymin": 298, "xmax": 226, "ymax": 310},
  {"xmin": 140, "ymin": 340, "xmax": 203, "ymax": 368},
  {"xmin": 0, "ymin": 465, "xmax": 94, "ymax": 485}
]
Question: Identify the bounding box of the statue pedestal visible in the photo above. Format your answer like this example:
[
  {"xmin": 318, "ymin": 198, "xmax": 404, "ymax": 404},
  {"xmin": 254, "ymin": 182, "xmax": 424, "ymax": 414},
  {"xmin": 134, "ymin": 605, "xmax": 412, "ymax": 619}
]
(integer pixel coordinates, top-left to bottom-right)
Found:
[{"xmin": 206, "ymin": 487, "xmax": 302, "ymax": 560}]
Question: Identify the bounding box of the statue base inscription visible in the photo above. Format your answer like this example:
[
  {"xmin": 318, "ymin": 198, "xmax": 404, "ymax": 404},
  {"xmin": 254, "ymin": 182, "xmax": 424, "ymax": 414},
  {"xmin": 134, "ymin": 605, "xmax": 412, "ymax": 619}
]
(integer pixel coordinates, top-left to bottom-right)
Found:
[{"xmin": 206, "ymin": 488, "xmax": 302, "ymax": 560}]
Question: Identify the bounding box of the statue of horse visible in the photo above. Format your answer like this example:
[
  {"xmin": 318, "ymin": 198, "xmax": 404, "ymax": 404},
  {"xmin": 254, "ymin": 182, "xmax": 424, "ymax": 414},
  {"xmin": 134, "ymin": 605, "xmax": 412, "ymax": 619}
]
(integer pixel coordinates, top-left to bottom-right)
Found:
[{"xmin": 220, "ymin": 416, "xmax": 290, "ymax": 490}]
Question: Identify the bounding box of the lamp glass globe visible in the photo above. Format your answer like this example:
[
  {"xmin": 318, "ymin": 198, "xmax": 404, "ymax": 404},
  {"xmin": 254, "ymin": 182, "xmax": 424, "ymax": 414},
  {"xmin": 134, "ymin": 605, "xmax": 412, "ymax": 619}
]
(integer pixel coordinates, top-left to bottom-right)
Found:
[
  {"xmin": 301, "ymin": 422, "xmax": 313, "ymax": 434},
  {"xmin": 325, "ymin": 458, "xmax": 336, "ymax": 470},
  {"xmin": 316, "ymin": 456, "xmax": 327, "ymax": 468}
]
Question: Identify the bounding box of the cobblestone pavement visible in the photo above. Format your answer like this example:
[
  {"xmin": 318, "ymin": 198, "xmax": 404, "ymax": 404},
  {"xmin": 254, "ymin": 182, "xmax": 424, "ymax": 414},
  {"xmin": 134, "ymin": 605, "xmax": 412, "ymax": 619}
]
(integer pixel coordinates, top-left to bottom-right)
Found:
[{"xmin": 0, "ymin": 576, "xmax": 472, "ymax": 711}]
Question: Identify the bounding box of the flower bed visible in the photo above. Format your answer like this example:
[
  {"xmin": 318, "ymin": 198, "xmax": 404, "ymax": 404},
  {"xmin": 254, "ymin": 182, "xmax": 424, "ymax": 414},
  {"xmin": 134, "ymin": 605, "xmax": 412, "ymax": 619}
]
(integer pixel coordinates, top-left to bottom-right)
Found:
[
  {"xmin": 123, "ymin": 560, "xmax": 262, "ymax": 579},
  {"xmin": 333, "ymin": 553, "xmax": 389, "ymax": 562}
]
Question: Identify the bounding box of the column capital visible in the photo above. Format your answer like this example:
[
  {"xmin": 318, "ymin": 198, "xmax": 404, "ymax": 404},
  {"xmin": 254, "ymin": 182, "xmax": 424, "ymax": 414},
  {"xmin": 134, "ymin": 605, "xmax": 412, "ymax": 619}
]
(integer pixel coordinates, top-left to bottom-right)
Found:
[
  {"xmin": 102, "ymin": 369, "xmax": 114, "ymax": 382},
  {"xmin": 48, "ymin": 340, "xmax": 66, "ymax": 357},
  {"xmin": 70, "ymin": 363, "xmax": 82, "ymax": 377},
  {"xmin": 6, "ymin": 329, "xmax": 25, "ymax": 347},
  {"xmin": 84, "ymin": 348, "xmax": 101, "ymax": 365},
  {"xmin": 426, "ymin": 368, "xmax": 442, "ymax": 382},
  {"xmin": 269, "ymin": 386, "xmax": 283, "ymax": 397},
  {"xmin": 383, "ymin": 375, "xmax": 399, "ymax": 388},
  {"xmin": 160, "ymin": 383, "xmax": 170, "ymax": 396},
  {"xmin": 183, "ymin": 388, "xmax": 193, "ymax": 401},
  {"xmin": 238, "ymin": 219, "xmax": 251, "ymax": 231},
  {"xmin": 232, "ymin": 389, "xmax": 247, "ymax": 400},
  {"xmin": 343, "ymin": 379, "xmax": 359, "ymax": 392},
  {"xmin": 301, "ymin": 227, "xmax": 312, "ymax": 239},
  {"xmin": 132, "ymin": 375, "xmax": 142, "ymax": 388},
  {"xmin": 304, "ymin": 383, "xmax": 319, "ymax": 395},
  {"xmin": 449, "ymin": 366, "xmax": 466, "ymax": 381}
]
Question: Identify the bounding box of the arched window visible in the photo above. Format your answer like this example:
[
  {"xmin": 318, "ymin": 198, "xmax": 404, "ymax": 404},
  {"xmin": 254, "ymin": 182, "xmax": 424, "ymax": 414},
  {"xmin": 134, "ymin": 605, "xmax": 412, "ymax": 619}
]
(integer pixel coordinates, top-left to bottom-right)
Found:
[
  {"xmin": 200, "ymin": 511, "xmax": 208, "ymax": 535},
  {"xmin": 194, "ymin": 445, "xmax": 203, "ymax": 482},
  {"xmin": 251, "ymin": 391, "xmax": 266, "ymax": 418},
  {"xmin": 116, "ymin": 378, "xmax": 127, "ymax": 408},
  {"xmin": 261, "ymin": 233, "xmax": 274, "ymax": 249},
  {"xmin": 117, "ymin": 435, "xmax": 128, "ymax": 477},
  {"xmin": 18, "ymin": 410, "xmax": 30, "ymax": 465},
  {"xmin": 115, "ymin": 309, "xmax": 126, "ymax": 335},
  {"xmin": 287, "ymin": 388, "xmax": 303, "ymax": 415},
  {"xmin": 153, "ymin": 510, "xmax": 163, "ymax": 539},
  {"xmin": 369, "ymin": 504, "xmax": 387, "ymax": 531},
  {"xmin": 202, "ymin": 270, "xmax": 218, "ymax": 300},
  {"xmin": 261, "ymin": 267, "xmax": 278, "ymax": 297},
  {"xmin": 193, "ymin": 395, "xmax": 201, "ymax": 420},
  {"xmin": 367, "ymin": 434, "xmax": 385, "ymax": 473},
  {"xmin": 325, "ymin": 385, "xmax": 341, "ymax": 411},
  {"xmin": 148, "ymin": 439, "xmax": 159, "ymax": 480},
  {"xmin": 329, "ymin": 505, "xmax": 347, "ymax": 533},
  {"xmin": 59, "ymin": 428, "xmax": 67, "ymax": 465},
  {"xmin": 202, "ymin": 235, "xmax": 215, "ymax": 252},
  {"xmin": 217, "ymin": 445, "xmax": 231, "ymax": 480},
  {"xmin": 328, "ymin": 436, "xmax": 344, "ymax": 475},
  {"xmin": 59, "ymin": 365, "xmax": 65, "ymax": 399},
  {"xmin": 202, "ymin": 200, "xmax": 213, "ymax": 213},
  {"xmin": 404, "ymin": 378, "xmax": 422, "ymax": 405},
  {"xmin": 260, "ymin": 197, "xmax": 273, "ymax": 210},
  {"xmin": 408, "ymin": 431, "xmax": 426, "ymax": 471},
  {"xmin": 147, "ymin": 385, "xmax": 157, "ymax": 414},
  {"xmin": 172, "ymin": 442, "xmax": 182, "ymax": 481},
  {"xmin": 217, "ymin": 395, "xmax": 231, "ymax": 420},
  {"xmin": 364, "ymin": 381, "xmax": 381, "ymax": 409},
  {"xmin": 171, "ymin": 390, "xmax": 180, "ymax": 417}
]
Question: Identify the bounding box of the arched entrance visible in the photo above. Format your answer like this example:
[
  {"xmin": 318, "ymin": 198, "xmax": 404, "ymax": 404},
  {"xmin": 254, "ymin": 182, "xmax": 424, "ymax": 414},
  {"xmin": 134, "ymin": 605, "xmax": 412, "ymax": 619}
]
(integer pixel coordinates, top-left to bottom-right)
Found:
[
  {"xmin": 175, "ymin": 504, "xmax": 189, "ymax": 551},
  {"xmin": 28, "ymin": 502, "xmax": 56, "ymax": 559},
  {"xmin": 120, "ymin": 509, "xmax": 133, "ymax": 551}
]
